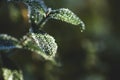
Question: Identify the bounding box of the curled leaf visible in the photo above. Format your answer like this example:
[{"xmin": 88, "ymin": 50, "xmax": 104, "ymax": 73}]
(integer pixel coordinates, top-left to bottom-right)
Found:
[
  {"xmin": 21, "ymin": 32, "xmax": 58, "ymax": 60},
  {"xmin": 49, "ymin": 8, "xmax": 80, "ymax": 25},
  {"xmin": 49, "ymin": 8, "xmax": 85, "ymax": 32},
  {"xmin": 0, "ymin": 34, "xmax": 21, "ymax": 50}
]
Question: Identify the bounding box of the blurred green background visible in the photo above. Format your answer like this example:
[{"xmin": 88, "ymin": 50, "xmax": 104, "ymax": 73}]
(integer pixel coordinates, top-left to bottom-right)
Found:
[{"xmin": 0, "ymin": 0, "xmax": 120, "ymax": 80}]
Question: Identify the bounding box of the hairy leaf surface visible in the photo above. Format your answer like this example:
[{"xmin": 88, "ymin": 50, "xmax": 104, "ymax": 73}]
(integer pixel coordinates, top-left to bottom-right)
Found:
[
  {"xmin": 21, "ymin": 32, "xmax": 58, "ymax": 60},
  {"xmin": 50, "ymin": 8, "xmax": 81, "ymax": 25}
]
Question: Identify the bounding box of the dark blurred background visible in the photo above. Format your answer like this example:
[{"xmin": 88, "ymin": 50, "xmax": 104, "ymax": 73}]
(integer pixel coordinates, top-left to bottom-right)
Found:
[{"xmin": 0, "ymin": 0, "xmax": 120, "ymax": 80}]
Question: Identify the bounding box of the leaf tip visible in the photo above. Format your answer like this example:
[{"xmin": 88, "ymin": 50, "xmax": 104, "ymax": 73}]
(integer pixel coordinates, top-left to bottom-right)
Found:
[{"xmin": 79, "ymin": 21, "xmax": 85, "ymax": 32}]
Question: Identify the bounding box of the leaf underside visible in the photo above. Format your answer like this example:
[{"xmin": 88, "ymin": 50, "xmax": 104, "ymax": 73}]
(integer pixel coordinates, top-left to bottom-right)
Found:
[{"xmin": 0, "ymin": 34, "xmax": 21, "ymax": 50}]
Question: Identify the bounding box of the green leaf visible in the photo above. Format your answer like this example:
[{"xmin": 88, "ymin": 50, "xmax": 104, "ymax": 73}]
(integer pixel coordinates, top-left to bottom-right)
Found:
[
  {"xmin": 2, "ymin": 68, "xmax": 23, "ymax": 80},
  {"xmin": 21, "ymin": 32, "xmax": 58, "ymax": 60},
  {"xmin": 1, "ymin": 53, "xmax": 23, "ymax": 80},
  {"xmin": 0, "ymin": 34, "xmax": 22, "ymax": 50},
  {"xmin": 8, "ymin": 0, "xmax": 47, "ymax": 26},
  {"xmin": 25, "ymin": 0, "xmax": 47, "ymax": 26},
  {"xmin": 49, "ymin": 8, "xmax": 85, "ymax": 32}
]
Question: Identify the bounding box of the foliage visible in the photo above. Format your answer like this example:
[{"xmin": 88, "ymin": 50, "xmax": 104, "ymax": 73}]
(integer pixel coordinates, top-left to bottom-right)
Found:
[
  {"xmin": 0, "ymin": 0, "xmax": 85, "ymax": 80},
  {"xmin": 2, "ymin": 68, "xmax": 23, "ymax": 80}
]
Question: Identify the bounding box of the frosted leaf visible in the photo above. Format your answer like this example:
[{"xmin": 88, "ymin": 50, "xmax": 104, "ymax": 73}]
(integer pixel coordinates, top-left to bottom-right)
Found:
[
  {"xmin": 49, "ymin": 8, "xmax": 85, "ymax": 32},
  {"xmin": 7, "ymin": 0, "xmax": 47, "ymax": 26},
  {"xmin": 2, "ymin": 68, "xmax": 23, "ymax": 80},
  {"xmin": 21, "ymin": 32, "xmax": 58, "ymax": 60},
  {"xmin": 24, "ymin": 0, "xmax": 49, "ymax": 27},
  {"xmin": 0, "ymin": 34, "xmax": 21, "ymax": 50},
  {"xmin": 50, "ymin": 8, "xmax": 80, "ymax": 25}
]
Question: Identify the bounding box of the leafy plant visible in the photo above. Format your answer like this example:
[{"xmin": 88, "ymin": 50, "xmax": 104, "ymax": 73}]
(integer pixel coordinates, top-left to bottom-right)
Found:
[{"xmin": 0, "ymin": 0, "xmax": 85, "ymax": 80}]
